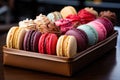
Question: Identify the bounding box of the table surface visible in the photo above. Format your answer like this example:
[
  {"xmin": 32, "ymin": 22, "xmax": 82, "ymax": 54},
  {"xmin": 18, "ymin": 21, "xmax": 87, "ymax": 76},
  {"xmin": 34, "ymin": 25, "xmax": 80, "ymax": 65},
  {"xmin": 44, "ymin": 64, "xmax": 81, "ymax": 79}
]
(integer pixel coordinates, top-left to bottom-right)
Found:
[{"xmin": 0, "ymin": 25, "xmax": 120, "ymax": 80}]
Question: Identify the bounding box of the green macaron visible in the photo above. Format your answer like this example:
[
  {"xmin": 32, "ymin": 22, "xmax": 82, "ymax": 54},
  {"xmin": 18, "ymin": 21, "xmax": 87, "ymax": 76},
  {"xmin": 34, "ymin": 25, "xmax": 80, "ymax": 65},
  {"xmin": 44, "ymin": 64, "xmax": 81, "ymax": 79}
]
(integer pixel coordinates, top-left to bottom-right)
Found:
[{"xmin": 77, "ymin": 24, "xmax": 98, "ymax": 45}]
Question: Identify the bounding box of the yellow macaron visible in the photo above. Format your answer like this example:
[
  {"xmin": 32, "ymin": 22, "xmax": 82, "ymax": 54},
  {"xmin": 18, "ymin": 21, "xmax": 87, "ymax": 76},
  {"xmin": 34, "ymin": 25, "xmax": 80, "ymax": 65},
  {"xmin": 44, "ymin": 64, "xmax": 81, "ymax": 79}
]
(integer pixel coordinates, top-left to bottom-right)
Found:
[
  {"xmin": 6, "ymin": 27, "xmax": 18, "ymax": 48},
  {"xmin": 56, "ymin": 35, "xmax": 77, "ymax": 58},
  {"xmin": 6, "ymin": 27, "xmax": 26, "ymax": 49},
  {"xmin": 14, "ymin": 27, "xmax": 26, "ymax": 49},
  {"xmin": 60, "ymin": 6, "xmax": 77, "ymax": 18}
]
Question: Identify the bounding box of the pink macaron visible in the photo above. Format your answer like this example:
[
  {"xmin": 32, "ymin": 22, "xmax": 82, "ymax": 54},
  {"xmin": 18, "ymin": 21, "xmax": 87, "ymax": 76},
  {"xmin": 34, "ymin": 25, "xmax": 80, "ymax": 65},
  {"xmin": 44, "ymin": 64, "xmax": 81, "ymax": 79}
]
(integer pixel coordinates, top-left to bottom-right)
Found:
[
  {"xmin": 55, "ymin": 19, "xmax": 74, "ymax": 34},
  {"xmin": 95, "ymin": 17, "xmax": 114, "ymax": 36},
  {"xmin": 87, "ymin": 21, "xmax": 107, "ymax": 42}
]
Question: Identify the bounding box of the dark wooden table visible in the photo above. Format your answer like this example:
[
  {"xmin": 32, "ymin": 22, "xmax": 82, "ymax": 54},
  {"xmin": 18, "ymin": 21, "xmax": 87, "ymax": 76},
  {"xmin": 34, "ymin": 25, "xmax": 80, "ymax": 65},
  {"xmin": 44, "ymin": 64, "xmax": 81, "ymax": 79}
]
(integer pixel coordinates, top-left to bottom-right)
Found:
[{"xmin": 0, "ymin": 25, "xmax": 120, "ymax": 80}]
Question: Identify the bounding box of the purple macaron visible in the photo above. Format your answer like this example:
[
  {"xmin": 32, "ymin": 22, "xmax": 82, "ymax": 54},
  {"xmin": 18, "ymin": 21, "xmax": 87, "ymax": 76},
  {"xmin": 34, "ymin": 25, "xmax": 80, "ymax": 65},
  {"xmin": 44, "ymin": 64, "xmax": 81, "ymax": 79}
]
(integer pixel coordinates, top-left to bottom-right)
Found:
[
  {"xmin": 30, "ymin": 31, "xmax": 42, "ymax": 52},
  {"xmin": 65, "ymin": 28, "xmax": 88, "ymax": 52},
  {"xmin": 23, "ymin": 30, "xmax": 35, "ymax": 51},
  {"xmin": 23, "ymin": 30, "xmax": 42, "ymax": 52}
]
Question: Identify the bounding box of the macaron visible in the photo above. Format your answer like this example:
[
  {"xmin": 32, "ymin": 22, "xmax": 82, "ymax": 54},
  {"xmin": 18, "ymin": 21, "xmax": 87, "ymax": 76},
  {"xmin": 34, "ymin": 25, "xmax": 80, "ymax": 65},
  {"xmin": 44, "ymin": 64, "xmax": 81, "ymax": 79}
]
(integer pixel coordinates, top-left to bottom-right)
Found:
[
  {"xmin": 6, "ymin": 27, "xmax": 26, "ymax": 50},
  {"xmin": 99, "ymin": 10, "xmax": 117, "ymax": 25},
  {"xmin": 34, "ymin": 14, "xmax": 61, "ymax": 35},
  {"xmin": 77, "ymin": 25, "xmax": 98, "ymax": 45},
  {"xmin": 23, "ymin": 30, "xmax": 35, "ymax": 51},
  {"xmin": 6, "ymin": 27, "xmax": 19, "ymax": 48},
  {"xmin": 30, "ymin": 31, "xmax": 42, "ymax": 52},
  {"xmin": 55, "ymin": 19, "xmax": 74, "ymax": 34},
  {"xmin": 56, "ymin": 35, "xmax": 77, "ymax": 58},
  {"xmin": 66, "ymin": 14, "xmax": 81, "ymax": 28},
  {"xmin": 95, "ymin": 17, "xmax": 114, "ymax": 36},
  {"xmin": 23, "ymin": 30, "xmax": 41, "ymax": 52},
  {"xmin": 65, "ymin": 28, "xmax": 88, "ymax": 52},
  {"xmin": 38, "ymin": 33, "xmax": 58, "ymax": 55},
  {"xmin": 78, "ymin": 7, "xmax": 98, "ymax": 24},
  {"xmin": 60, "ymin": 6, "xmax": 77, "ymax": 18},
  {"xmin": 47, "ymin": 11, "xmax": 63, "ymax": 22},
  {"xmin": 19, "ymin": 18, "xmax": 36, "ymax": 30},
  {"xmin": 87, "ymin": 21, "xmax": 107, "ymax": 42},
  {"xmin": 14, "ymin": 27, "xmax": 26, "ymax": 49}
]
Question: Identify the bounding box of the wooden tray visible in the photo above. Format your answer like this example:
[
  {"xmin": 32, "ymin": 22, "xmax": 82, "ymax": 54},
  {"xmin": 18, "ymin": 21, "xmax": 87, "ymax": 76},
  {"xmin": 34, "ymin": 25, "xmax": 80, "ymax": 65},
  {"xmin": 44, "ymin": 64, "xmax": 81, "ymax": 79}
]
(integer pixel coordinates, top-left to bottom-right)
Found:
[{"xmin": 3, "ymin": 31, "xmax": 118, "ymax": 76}]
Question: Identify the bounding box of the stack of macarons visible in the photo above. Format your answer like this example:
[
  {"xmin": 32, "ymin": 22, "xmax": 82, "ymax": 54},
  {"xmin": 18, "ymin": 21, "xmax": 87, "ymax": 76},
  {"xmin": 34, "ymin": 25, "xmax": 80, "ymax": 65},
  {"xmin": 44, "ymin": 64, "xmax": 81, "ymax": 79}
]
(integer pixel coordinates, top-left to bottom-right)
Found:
[
  {"xmin": 76, "ymin": 17, "xmax": 114, "ymax": 46},
  {"xmin": 65, "ymin": 28, "xmax": 88, "ymax": 52},
  {"xmin": 54, "ymin": 6, "xmax": 99, "ymax": 34},
  {"xmin": 78, "ymin": 7, "xmax": 98, "ymax": 24},
  {"xmin": 38, "ymin": 33, "xmax": 58, "ymax": 55},
  {"xmin": 6, "ymin": 27, "xmax": 26, "ymax": 50},
  {"xmin": 23, "ymin": 30, "xmax": 42, "ymax": 52},
  {"xmin": 60, "ymin": 6, "xmax": 77, "ymax": 18},
  {"xmin": 6, "ymin": 6, "xmax": 116, "ymax": 58},
  {"xmin": 6, "ymin": 27, "xmax": 58, "ymax": 55},
  {"xmin": 47, "ymin": 11, "xmax": 63, "ymax": 22},
  {"xmin": 56, "ymin": 35, "xmax": 77, "ymax": 57}
]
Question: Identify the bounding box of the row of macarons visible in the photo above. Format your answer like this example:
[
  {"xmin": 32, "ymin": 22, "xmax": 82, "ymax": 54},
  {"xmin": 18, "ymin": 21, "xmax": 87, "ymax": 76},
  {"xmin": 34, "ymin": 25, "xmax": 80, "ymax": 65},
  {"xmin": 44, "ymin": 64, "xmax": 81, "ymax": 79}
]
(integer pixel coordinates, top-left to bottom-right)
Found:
[
  {"xmin": 47, "ymin": 6, "xmax": 116, "ymax": 25},
  {"xmin": 6, "ymin": 17, "xmax": 114, "ymax": 57},
  {"xmin": 18, "ymin": 6, "xmax": 116, "ymax": 35}
]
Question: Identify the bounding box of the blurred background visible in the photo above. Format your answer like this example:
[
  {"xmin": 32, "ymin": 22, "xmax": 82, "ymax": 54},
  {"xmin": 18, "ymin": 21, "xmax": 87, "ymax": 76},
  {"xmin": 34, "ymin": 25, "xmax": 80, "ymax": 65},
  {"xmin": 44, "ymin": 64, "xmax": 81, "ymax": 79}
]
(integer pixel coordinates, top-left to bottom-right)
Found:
[{"xmin": 0, "ymin": 0, "xmax": 120, "ymax": 25}]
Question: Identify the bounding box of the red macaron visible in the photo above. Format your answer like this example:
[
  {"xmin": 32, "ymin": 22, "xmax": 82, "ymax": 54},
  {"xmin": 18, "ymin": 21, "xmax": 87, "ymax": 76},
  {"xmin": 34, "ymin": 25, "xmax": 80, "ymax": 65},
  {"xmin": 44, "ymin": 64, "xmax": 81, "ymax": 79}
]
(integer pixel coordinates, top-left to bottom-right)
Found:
[{"xmin": 38, "ymin": 33, "xmax": 58, "ymax": 55}]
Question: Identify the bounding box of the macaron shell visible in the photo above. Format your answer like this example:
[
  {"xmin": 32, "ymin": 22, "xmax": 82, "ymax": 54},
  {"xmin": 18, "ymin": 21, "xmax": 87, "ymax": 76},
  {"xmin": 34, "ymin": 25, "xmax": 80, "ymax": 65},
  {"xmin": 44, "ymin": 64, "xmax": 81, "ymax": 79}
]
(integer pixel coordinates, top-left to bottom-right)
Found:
[
  {"xmin": 16, "ymin": 28, "xmax": 26, "ymax": 49},
  {"xmin": 6, "ymin": 27, "xmax": 18, "ymax": 48},
  {"xmin": 60, "ymin": 6, "xmax": 77, "ymax": 18},
  {"xmin": 30, "ymin": 31, "xmax": 36, "ymax": 51},
  {"xmin": 63, "ymin": 35, "xmax": 77, "ymax": 57},
  {"xmin": 65, "ymin": 28, "xmax": 88, "ymax": 52},
  {"xmin": 38, "ymin": 33, "xmax": 48, "ymax": 54},
  {"xmin": 87, "ymin": 21, "xmax": 107, "ymax": 42},
  {"xmin": 45, "ymin": 33, "xmax": 58, "ymax": 55},
  {"xmin": 31, "ymin": 31, "xmax": 41, "ymax": 52},
  {"xmin": 78, "ymin": 9, "xmax": 96, "ymax": 24},
  {"xmin": 47, "ymin": 13, "xmax": 56, "ymax": 22},
  {"xmin": 23, "ymin": 30, "xmax": 35, "ymax": 51},
  {"xmin": 77, "ymin": 25, "xmax": 98, "ymax": 45},
  {"xmin": 55, "ymin": 19, "xmax": 73, "ymax": 34},
  {"xmin": 56, "ymin": 35, "xmax": 64, "ymax": 56},
  {"xmin": 47, "ymin": 11, "xmax": 62, "ymax": 22},
  {"xmin": 12, "ymin": 27, "xmax": 19, "ymax": 48},
  {"xmin": 54, "ymin": 11, "xmax": 63, "ymax": 20},
  {"xmin": 96, "ymin": 17, "xmax": 114, "ymax": 36},
  {"xmin": 56, "ymin": 35, "xmax": 77, "ymax": 57}
]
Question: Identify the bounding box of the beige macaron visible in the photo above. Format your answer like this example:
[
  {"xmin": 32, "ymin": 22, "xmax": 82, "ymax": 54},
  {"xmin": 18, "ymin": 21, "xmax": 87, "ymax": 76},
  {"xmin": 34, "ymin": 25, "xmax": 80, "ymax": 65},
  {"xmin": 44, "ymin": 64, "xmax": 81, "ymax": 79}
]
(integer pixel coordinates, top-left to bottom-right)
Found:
[
  {"xmin": 60, "ymin": 6, "xmax": 77, "ymax": 18},
  {"xmin": 56, "ymin": 35, "xmax": 77, "ymax": 58},
  {"xmin": 14, "ymin": 27, "xmax": 26, "ymax": 49},
  {"xmin": 6, "ymin": 27, "xmax": 26, "ymax": 49},
  {"xmin": 6, "ymin": 27, "xmax": 19, "ymax": 48}
]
